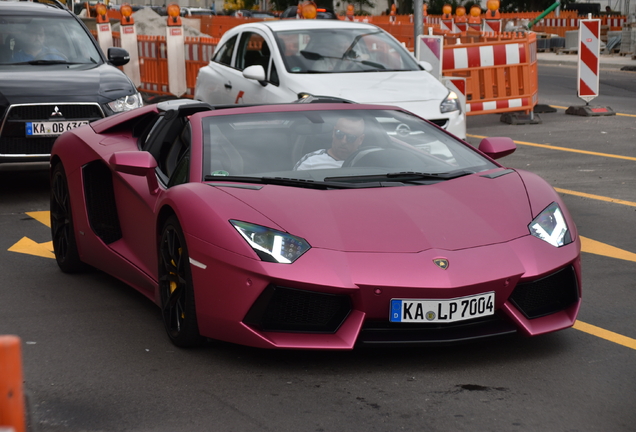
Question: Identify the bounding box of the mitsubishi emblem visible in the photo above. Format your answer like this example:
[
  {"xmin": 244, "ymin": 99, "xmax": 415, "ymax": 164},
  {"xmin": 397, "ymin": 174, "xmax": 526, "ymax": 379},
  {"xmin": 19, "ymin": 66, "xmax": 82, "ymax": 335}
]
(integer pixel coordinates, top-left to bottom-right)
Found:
[
  {"xmin": 51, "ymin": 106, "xmax": 63, "ymax": 117},
  {"xmin": 433, "ymin": 258, "xmax": 449, "ymax": 270}
]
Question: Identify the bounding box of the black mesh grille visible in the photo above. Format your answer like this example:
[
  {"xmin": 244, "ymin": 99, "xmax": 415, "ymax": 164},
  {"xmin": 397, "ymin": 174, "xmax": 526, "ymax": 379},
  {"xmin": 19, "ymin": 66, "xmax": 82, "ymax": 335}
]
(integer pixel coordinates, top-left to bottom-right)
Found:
[
  {"xmin": 509, "ymin": 266, "xmax": 579, "ymax": 319},
  {"xmin": 244, "ymin": 286, "xmax": 352, "ymax": 333},
  {"xmin": 428, "ymin": 119, "xmax": 449, "ymax": 128},
  {"xmin": 358, "ymin": 315, "xmax": 517, "ymax": 346},
  {"xmin": 7, "ymin": 104, "xmax": 103, "ymax": 121},
  {"xmin": 83, "ymin": 161, "xmax": 122, "ymax": 244},
  {"xmin": 1, "ymin": 104, "xmax": 103, "ymax": 157},
  {"xmin": 0, "ymin": 137, "xmax": 56, "ymax": 155}
]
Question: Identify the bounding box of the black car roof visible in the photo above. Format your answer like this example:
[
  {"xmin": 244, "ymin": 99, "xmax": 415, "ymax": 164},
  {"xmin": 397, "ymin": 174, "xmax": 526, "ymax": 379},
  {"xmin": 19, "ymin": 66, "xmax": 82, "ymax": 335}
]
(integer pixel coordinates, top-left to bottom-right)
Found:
[{"xmin": 0, "ymin": 0, "xmax": 70, "ymax": 15}]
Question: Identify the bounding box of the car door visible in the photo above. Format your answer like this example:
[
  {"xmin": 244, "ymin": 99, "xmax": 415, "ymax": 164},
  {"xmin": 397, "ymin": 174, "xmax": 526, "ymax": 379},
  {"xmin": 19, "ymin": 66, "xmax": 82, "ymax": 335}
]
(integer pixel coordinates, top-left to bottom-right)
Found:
[
  {"xmin": 196, "ymin": 34, "xmax": 239, "ymax": 105},
  {"xmin": 226, "ymin": 29, "xmax": 294, "ymax": 105},
  {"xmin": 108, "ymin": 111, "xmax": 192, "ymax": 282}
]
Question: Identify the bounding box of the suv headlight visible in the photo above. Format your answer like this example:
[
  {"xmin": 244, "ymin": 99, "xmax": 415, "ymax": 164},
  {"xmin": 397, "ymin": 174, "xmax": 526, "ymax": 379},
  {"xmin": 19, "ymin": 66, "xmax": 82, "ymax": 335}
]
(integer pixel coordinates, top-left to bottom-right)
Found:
[
  {"xmin": 528, "ymin": 202, "xmax": 572, "ymax": 247},
  {"xmin": 230, "ymin": 220, "xmax": 311, "ymax": 263},
  {"xmin": 440, "ymin": 91, "xmax": 461, "ymax": 114},
  {"xmin": 108, "ymin": 92, "xmax": 144, "ymax": 113}
]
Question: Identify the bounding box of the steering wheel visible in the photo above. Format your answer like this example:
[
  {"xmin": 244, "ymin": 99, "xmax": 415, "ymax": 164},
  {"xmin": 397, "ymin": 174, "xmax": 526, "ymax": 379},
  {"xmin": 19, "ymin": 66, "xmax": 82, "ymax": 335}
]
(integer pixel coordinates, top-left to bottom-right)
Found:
[
  {"xmin": 341, "ymin": 147, "xmax": 383, "ymax": 167},
  {"xmin": 35, "ymin": 51, "xmax": 68, "ymax": 61}
]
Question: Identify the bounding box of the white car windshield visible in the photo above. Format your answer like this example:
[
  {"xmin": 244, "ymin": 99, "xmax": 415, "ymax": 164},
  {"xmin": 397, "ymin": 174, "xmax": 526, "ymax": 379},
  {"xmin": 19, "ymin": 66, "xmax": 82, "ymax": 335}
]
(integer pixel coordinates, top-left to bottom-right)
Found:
[
  {"xmin": 202, "ymin": 108, "xmax": 496, "ymax": 186},
  {"xmin": 0, "ymin": 16, "xmax": 102, "ymax": 65},
  {"xmin": 272, "ymin": 28, "xmax": 421, "ymax": 74}
]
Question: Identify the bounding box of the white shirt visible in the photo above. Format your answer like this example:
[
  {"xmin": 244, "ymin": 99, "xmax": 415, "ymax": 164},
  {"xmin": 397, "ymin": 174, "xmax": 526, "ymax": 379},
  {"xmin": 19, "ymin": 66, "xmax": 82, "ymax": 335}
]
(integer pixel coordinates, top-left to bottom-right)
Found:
[{"xmin": 294, "ymin": 149, "xmax": 343, "ymax": 170}]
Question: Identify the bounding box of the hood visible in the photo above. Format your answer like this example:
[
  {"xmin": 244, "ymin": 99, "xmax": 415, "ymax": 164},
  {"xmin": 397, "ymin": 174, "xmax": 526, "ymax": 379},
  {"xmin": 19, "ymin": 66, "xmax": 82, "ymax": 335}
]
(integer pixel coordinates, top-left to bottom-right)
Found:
[
  {"xmin": 218, "ymin": 171, "xmax": 532, "ymax": 253},
  {"xmin": 288, "ymin": 71, "xmax": 449, "ymax": 106},
  {"xmin": 0, "ymin": 64, "xmax": 135, "ymax": 106}
]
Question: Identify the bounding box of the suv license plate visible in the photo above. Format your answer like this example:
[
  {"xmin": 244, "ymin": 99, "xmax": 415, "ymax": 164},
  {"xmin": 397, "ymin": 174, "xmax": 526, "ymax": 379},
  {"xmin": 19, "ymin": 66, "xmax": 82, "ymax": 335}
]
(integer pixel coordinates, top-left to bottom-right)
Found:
[
  {"xmin": 26, "ymin": 121, "xmax": 89, "ymax": 137},
  {"xmin": 390, "ymin": 292, "xmax": 495, "ymax": 323}
]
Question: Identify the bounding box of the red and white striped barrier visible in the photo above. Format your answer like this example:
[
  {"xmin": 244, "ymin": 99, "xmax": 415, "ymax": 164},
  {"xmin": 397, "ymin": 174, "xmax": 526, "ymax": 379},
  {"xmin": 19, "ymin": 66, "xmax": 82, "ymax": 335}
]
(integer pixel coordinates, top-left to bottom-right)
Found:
[
  {"xmin": 483, "ymin": 19, "xmax": 502, "ymax": 33},
  {"xmin": 442, "ymin": 42, "xmax": 526, "ymax": 70},
  {"xmin": 577, "ymin": 19, "xmax": 600, "ymax": 102},
  {"xmin": 566, "ymin": 19, "xmax": 615, "ymax": 116},
  {"xmin": 416, "ymin": 35, "xmax": 443, "ymax": 80}
]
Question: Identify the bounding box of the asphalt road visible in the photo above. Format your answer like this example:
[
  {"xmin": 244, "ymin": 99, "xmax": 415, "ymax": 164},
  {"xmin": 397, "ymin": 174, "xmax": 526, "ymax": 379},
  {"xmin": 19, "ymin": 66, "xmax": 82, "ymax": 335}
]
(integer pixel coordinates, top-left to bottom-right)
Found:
[{"xmin": 1, "ymin": 64, "xmax": 635, "ymax": 432}]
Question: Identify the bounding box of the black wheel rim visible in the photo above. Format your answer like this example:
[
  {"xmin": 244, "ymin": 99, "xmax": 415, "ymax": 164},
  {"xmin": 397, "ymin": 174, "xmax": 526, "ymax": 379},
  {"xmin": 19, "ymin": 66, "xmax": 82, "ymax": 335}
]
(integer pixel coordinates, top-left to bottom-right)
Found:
[
  {"xmin": 159, "ymin": 225, "xmax": 187, "ymax": 338},
  {"xmin": 51, "ymin": 170, "xmax": 72, "ymax": 262}
]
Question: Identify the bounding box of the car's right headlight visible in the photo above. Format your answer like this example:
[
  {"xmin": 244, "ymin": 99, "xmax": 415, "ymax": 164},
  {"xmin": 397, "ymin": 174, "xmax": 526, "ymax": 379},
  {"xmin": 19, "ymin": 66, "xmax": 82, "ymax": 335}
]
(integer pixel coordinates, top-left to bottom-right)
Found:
[
  {"xmin": 528, "ymin": 202, "xmax": 572, "ymax": 247},
  {"xmin": 230, "ymin": 220, "xmax": 311, "ymax": 263},
  {"xmin": 108, "ymin": 92, "xmax": 144, "ymax": 113},
  {"xmin": 440, "ymin": 91, "xmax": 461, "ymax": 114}
]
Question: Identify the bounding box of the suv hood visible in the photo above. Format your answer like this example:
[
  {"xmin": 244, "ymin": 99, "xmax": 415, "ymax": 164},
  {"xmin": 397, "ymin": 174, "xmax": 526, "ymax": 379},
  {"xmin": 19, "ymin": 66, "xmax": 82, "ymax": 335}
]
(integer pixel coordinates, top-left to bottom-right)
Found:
[
  {"xmin": 218, "ymin": 171, "xmax": 532, "ymax": 253},
  {"xmin": 288, "ymin": 71, "xmax": 448, "ymax": 105},
  {"xmin": 0, "ymin": 64, "xmax": 135, "ymax": 105}
]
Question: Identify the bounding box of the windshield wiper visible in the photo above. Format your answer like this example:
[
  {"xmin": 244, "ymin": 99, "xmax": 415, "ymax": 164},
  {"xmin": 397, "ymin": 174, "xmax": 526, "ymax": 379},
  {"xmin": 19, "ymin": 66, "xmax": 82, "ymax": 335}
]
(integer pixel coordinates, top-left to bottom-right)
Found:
[
  {"xmin": 324, "ymin": 170, "xmax": 474, "ymax": 183},
  {"xmin": 204, "ymin": 175, "xmax": 378, "ymax": 189},
  {"xmin": 24, "ymin": 60, "xmax": 74, "ymax": 65}
]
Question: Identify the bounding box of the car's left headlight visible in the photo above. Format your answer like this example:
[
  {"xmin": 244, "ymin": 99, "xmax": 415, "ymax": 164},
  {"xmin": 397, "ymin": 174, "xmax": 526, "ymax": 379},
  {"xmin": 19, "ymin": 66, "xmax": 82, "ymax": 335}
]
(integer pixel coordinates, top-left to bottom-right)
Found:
[
  {"xmin": 108, "ymin": 92, "xmax": 144, "ymax": 113},
  {"xmin": 528, "ymin": 202, "xmax": 572, "ymax": 247},
  {"xmin": 440, "ymin": 91, "xmax": 461, "ymax": 114},
  {"xmin": 230, "ymin": 220, "xmax": 311, "ymax": 264}
]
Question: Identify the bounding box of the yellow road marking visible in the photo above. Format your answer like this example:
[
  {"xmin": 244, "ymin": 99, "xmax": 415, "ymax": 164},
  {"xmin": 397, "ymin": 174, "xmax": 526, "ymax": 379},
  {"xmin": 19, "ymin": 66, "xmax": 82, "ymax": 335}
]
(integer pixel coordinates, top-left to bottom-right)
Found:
[
  {"xmin": 467, "ymin": 134, "xmax": 636, "ymax": 161},
  {"xmin": 26, "ymin": 211, "xmax": 51, "ymax": 228},
  {"xmin": 8, "ymin": 237, "xmax": 54, "ymax": 259},
  {"xmin": 554, "ymin": 188, "xmax": 636, "ymax": 207},
  {"xmin": 574, "ymin": 321, "xmax": 636, "ymax": 350},
  {"xmin": 549, "ymin": 105, "xmax": 636, "ymax": 118},
  {"xmin": 580, "ymin": 236, "xmax": 636, "ymax": 262}
]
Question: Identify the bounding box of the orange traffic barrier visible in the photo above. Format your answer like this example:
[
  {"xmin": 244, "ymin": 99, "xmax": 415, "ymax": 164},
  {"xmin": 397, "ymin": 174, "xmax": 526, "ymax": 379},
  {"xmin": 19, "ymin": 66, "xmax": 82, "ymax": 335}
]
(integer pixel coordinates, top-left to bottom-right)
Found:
[
  {"xmin": 442, "ymin": 32, "xmax": 538, "ymax": 116},
  {"xmin": 0, "ymin": 336, "xmax": 26, "ymax": 432}
]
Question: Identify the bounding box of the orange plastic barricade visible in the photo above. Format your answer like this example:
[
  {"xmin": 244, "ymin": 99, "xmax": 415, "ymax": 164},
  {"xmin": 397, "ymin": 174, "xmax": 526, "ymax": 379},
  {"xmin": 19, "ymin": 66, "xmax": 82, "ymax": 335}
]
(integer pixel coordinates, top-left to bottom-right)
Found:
[
  {"xmin": 442, "ymin": 32, "xmax": 538, "ymax": 116},
  {"xmin": 0, "ymin": 335, "xmax": 26, "ymax": 432},
  {"xmin": 184, "ymin": 37, "xmax": 219, "ymax": 96},
  {"xmin": 137, "ymin": 35, "xmax": 169, "ymax": 96}
]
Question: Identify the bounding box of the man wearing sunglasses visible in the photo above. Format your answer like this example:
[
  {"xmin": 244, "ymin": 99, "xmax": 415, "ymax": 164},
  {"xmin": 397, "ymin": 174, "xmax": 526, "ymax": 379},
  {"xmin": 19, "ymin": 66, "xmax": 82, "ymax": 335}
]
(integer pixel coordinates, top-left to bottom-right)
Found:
[{"xmin": 295, "ymin": 117, "xmax": 365, "ymax": 170}]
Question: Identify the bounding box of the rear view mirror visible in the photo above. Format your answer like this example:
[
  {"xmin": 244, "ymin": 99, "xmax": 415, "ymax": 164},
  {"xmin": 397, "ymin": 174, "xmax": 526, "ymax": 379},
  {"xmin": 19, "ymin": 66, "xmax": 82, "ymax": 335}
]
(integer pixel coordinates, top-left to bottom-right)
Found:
[
  {"xmin": 108, "ymin": 47, "xmax": 130, "ymax": 67},
  {"xmin": 478, "ymin": 137, "xmax": 516, "ymax": 159},
  {"xmin": 243, "ymin": 65, "xmax": 267, "ymax": 86}
]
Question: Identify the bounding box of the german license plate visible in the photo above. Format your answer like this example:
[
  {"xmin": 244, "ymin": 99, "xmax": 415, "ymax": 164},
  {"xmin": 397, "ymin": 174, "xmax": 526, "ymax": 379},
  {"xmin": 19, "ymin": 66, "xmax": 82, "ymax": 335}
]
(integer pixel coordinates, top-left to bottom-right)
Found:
[
  {"xmin": 389, "ymin": 292, "xmax": 495, "ymax": 323},
  {"xmin": 26, "ymin": 121, "xmax": 89, "ymax": 137}
]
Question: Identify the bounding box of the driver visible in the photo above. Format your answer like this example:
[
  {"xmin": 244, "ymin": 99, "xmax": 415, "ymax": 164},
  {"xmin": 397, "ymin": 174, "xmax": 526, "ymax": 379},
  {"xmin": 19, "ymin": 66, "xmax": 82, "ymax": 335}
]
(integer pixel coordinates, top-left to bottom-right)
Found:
[
  {"xmin": 294, "ymin": 117, "xmax": 365, "ymax": 170},
  {"xmin": 12, "ymin": 24, "xmax": 65, "ymax": 62}
]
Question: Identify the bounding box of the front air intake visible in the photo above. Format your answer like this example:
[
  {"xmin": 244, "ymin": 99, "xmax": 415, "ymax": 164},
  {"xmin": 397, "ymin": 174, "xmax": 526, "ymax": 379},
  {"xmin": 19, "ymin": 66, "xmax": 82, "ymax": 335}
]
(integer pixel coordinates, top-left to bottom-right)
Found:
[
  {"xmin": 509, "ymin": 266, "xmax": 579, "ymax": 319},
  {"xmin": 244, "ymin": 286, "xmax": 352, "ymax": 333}
]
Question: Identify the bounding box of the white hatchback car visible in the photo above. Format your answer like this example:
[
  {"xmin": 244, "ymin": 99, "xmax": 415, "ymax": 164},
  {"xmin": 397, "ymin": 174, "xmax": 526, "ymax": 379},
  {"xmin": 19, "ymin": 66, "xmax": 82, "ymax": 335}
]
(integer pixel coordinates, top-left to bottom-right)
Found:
[{"xmin": 194, "ymin": 20, "xmax": 466, "ymax": 139}]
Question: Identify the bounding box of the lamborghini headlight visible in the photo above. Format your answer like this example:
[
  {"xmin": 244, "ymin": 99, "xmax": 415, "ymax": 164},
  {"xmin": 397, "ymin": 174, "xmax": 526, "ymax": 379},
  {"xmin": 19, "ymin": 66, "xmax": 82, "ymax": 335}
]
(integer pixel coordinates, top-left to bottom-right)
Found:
[
  {"xmin": 230, "ymin": 220, "xmax": 311, "ymax": 264},
  {"xmin": 528, "ymin": 202, "xmax": 572, "ymax": 247},
  {"xmin": 107, "ymin": 92, "xmax": 144, "ymax": 113},
  {"xmin": 440, "ymin": 91, "xmax": 461, "ymax": 114}
]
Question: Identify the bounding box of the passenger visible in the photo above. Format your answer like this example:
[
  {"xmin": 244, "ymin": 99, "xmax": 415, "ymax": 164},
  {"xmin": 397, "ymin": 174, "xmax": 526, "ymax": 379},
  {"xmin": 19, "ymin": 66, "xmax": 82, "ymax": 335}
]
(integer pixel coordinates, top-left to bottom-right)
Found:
[
  {"xmin": 12, "ymin": 24, "xmax": 65, "ymax": 62},
  {"xmin": 294, "ymin": 117, "xmax": 365, "ymax": 170}
]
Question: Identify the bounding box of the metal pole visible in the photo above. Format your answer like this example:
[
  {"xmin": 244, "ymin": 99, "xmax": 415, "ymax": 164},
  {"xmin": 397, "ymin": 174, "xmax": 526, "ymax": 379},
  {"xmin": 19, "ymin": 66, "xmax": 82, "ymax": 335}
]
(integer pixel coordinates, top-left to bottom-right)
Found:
[{"xmin": 414, "ymin": 0, "xmax": 423, "ymax": 47}]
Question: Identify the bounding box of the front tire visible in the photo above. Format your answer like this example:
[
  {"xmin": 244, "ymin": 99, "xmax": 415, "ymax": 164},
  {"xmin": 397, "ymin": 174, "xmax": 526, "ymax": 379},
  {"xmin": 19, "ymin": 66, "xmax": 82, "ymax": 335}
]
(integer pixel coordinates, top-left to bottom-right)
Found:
[
  {"xmin": 158, "ymin": 215, "xmax": 204, "ymax": 347},
  {"xmin": 50, "ymin": 163, "xmax": 85, "ymax": 273}
]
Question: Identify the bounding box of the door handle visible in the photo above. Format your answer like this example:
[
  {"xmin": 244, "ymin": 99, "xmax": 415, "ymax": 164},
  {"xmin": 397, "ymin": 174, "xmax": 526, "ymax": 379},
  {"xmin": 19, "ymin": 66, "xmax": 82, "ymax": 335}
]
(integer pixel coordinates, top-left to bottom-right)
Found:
[{"xmin": 224, "ymin": 82, "xmax": 232, "ymax": 89}]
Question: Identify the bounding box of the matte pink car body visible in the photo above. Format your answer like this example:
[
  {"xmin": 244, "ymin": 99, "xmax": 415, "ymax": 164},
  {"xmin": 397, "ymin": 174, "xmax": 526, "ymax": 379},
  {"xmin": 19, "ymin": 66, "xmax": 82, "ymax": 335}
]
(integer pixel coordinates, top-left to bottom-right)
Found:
[{"xmin": 50, "ymin": 102, "xmax": 581, "ymax": 349}]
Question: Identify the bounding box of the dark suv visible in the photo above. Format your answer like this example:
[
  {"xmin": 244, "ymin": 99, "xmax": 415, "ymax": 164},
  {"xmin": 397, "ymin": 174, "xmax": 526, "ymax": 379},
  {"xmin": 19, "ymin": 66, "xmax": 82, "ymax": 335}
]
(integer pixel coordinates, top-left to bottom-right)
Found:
[{"xmin": 0, "ymin": 0, "xmax": 142, "ymax": 164}]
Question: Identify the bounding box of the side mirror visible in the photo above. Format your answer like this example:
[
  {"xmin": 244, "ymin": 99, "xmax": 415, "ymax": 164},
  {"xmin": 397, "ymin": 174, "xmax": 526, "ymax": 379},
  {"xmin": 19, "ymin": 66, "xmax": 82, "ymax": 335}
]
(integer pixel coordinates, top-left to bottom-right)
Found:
[
  {"xmin": 478, "ymin": 137, "xmax": 516, "ymax": 160},
  {"xmin": 109, "ymin": 151, "xmax": 159, "ymax": 194},
  {"xmin": 242, "ymin": 65, "xmax": 267, "ymax": 86},
  {"xmin": 419, "ymin": 61, "xmax": 433, "ymax": 72},
  {"xmin": 108, "ymin": 47, "xmax": 130, "ymax": 67}
]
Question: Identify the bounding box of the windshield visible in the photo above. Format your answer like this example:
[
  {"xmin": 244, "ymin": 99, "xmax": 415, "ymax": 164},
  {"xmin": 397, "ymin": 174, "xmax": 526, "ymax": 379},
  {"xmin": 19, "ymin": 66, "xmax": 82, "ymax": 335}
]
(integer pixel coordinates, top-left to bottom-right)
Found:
[
  {"xmin": 202, "ymin": 109, "xmax": 496, "ymax": 187},
  {"xmin": 0, "ymin": 16, "xmax": 102, "ymax": 65},
  {"xmin": 273, "ymin": 28, "xmax": 421, "ymax": 74}
]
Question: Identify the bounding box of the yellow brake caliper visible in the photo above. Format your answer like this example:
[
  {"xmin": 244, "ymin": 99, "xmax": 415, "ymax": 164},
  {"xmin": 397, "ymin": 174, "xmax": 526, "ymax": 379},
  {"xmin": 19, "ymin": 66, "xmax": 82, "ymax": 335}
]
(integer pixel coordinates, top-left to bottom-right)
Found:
[{"xmin": 169, "ymin": 247, "xmax": 185, "ymax": 319}]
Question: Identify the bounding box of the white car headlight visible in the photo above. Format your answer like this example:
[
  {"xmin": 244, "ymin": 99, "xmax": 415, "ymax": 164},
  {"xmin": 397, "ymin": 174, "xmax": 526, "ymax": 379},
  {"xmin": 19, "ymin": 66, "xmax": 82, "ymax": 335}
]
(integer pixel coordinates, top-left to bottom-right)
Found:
[
  {"xmin": 108, "ymin": 92, "xmax": 144, "ymax": 113},
  {"xmin": 230, "ymin": 220, "xmax": 311, "ymax": 263},
  {"xmin": 528, "ymin": 202, "xmax": 572, "ymax": 247},
  {"xmin": 440, "ymin": 91, "xmax": 461, "ymax": 114}
]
